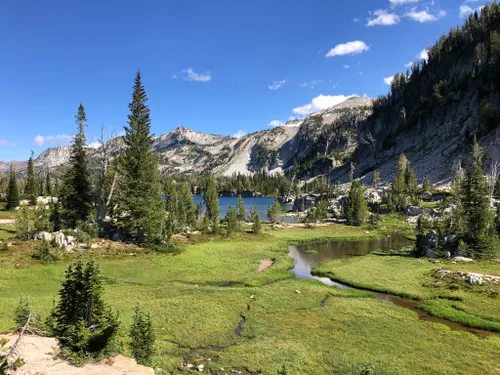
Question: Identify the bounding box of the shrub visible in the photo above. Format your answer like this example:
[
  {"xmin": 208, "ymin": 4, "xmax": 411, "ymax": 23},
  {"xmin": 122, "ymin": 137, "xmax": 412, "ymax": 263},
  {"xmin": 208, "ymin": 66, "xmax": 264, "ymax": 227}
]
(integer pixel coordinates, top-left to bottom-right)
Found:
[
  {"xmin": 129, "ymin": 304, "xmax": 155, "ymax": 366},
  {"xmin": 36, "ymin": 240, "xmax": 62, "ymax": 263}
]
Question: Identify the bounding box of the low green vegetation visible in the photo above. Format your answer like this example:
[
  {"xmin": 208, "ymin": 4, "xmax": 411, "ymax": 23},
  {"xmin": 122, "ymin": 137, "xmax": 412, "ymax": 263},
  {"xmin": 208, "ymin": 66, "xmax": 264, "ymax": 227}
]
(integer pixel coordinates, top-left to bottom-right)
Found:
[
  {"xmin": 314, "ymin": 251, "xmax": 500, "ymax": 332},
  {"xmin": 1, "ymin": 222, "xmax": 499, "ymax": 374}
]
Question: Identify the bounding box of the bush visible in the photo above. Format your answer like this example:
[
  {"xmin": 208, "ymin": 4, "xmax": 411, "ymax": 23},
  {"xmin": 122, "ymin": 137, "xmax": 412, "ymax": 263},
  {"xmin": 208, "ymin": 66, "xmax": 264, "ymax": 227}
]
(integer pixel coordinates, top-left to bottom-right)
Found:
[
  {"xmin": 36, "ymin": 239, "xmax": 62, "ymax": 263},
  {"xmin": 129, "ymin": 304, "xmax": 155, "ymax": 366},
  {"xmin": 150, "ymin": 241, "xmax": 183, "ymax": 254}
]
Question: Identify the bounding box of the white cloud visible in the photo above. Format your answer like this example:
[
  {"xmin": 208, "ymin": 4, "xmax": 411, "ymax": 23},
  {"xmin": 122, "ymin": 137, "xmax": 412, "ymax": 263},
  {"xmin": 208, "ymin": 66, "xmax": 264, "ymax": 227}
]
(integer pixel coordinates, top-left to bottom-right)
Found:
[
  {"xmin": 460, "ymin": 4, "xmax": 484, "ymax": 17},
  {"xmin": 87, "ymin": 141, "xmax": 102, "ymax": 149},
  {"xmin": 301, "ymin": 80, "xmax": 324, "ymax": 88},
  {"xmin": 353, "ymin": 18, "xmax": 360, "ymax": 22},
  {"xmin": 344, "ymin": 65, "xmax": 351, "ymax": 69},
  {"xmin": 268, "ymin": 80, "xmax": 286, "ymax": 90},
  {"xmin": 33, "ymin": 134, "xmax": 72, "ymax": 147},
  {"xmin": 367, "ymin": 10, "xmax": 400, "ymax": 27},
  {"xmin": 406, "ymin": 9, "xmax": 445, "ymax": 22},
  {"xmin": 288, "ymin": 116, "xmax": 297, "ymax": 121},
  {"xmin": 181, "ymin": 68, "xmax": 212, "ymax": 82},
  {"xmin": 0, "ymin": 140, "xmax": 8, "ymax": 146},
  {"xmin": 233, "ymin": 130, "xmax": 246, "ymax": 138},
  {"xmin": 268, "ymin": 120, "xmax": 286, "ymax": 127},
  {"xmin": 171, "ymin": 74, "xmax": 177, "ymax": 79},
  {"xmin": 326, "ymin": 41, "xmax": 369, "ymax": 57},
  {"xmin": 405, "ymin": 61, "xmax": 414, "ymax": 68},
  {"xmin": 292, "ymin": 94, "xmax": 356, "ymax": 116},
  {"xmin": 390, "ymin": 0, "xmax": 419, "ymax": 5},
  {"xmin": 420, "ymin": 49, "xmax": 429, "ymax": 61},
  {"xmin": 384, "ymin": 75, "xmax": 395, "ymax": 85}
]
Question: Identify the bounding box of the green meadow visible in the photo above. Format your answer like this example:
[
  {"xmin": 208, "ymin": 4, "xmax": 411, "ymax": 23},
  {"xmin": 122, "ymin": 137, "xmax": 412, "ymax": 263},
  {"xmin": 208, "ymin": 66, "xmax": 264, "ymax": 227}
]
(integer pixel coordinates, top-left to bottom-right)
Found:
[{"xmin": 1, "ymin": 222, "xmax": 499, "ymax": 374}]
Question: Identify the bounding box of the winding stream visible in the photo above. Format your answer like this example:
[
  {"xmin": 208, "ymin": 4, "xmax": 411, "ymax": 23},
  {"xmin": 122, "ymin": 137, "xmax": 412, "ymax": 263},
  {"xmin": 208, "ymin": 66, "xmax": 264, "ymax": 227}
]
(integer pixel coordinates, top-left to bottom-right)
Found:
[{"xmin": 288, "ymin": 234, "xmax": 495, "ymax": 337}]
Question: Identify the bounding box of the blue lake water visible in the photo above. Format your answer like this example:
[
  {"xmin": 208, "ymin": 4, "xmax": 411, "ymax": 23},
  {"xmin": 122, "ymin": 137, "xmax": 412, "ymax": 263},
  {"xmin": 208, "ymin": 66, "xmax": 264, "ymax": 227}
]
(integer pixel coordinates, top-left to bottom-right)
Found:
[{"xmin": 192, "ymin": 196, "xmax": 297, "ymax": 222}]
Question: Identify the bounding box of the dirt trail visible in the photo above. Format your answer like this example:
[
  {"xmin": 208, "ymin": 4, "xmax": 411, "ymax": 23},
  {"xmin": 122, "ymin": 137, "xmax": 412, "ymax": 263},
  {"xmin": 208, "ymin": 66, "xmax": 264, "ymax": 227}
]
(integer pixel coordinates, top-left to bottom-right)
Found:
[{"xmin": 1, "ymin": 335, "xmax": 154, "ymax": 375}]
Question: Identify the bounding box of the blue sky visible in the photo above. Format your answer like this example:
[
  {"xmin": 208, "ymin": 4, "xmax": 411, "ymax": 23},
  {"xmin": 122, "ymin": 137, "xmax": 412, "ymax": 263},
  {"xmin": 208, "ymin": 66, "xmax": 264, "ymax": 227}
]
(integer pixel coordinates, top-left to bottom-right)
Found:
[{"xmin": 0, "ymin": 0, "xmax": 488, "ymax": 161}]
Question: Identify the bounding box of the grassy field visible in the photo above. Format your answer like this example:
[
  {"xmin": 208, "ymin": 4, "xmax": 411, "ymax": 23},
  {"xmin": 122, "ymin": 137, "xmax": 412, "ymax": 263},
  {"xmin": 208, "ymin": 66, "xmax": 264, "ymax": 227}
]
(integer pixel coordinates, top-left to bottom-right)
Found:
[
  {"xmin": 314, "ymin": 252, "xmax": 500, "ymax": 332},
  {"xmin": 1, "ymin": 223, "xmax": 499, "ymax": 374}
]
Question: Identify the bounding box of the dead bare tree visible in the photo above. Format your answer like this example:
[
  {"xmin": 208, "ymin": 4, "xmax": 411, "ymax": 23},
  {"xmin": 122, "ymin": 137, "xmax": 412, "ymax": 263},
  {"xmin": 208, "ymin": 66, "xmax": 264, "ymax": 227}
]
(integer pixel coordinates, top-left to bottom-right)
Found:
[
  {"xmin": 487, "ymin": 158, "xmax": 500, "ymax": 206},
  {"xmin": 0, "ymin": 314, "xmax": 32, "ymax": 372},
  {"xmin": 95, "ymin": 126, "xmax": 119, "ymax": 224}
]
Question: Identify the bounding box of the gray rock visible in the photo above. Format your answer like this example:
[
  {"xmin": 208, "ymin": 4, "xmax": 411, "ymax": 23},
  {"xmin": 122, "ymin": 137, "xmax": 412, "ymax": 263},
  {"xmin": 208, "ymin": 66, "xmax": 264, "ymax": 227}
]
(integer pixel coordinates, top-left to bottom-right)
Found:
[
  {"xmin": 404, "ymin": 205, "xmax": 424, "ymax": 217},
  {"xmin": 34, "ymin": 231, "xmax": 53, "ymax": 242}
]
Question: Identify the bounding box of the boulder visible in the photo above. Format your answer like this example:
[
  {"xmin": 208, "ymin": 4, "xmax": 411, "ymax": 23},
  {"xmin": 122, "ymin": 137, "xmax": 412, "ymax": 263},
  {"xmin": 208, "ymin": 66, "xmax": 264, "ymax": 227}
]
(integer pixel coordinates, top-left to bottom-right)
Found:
[
  {"xmin": 404, "ymin": 205, "xmax": 424, "ymax": 217},
  {"xmin": 34, "ymin": 231, "xmax": 53, "ymax": 242},
  {"xmin": 54, "ymin": 231, "xmax": 67, "ymax": 248},
  {"xmin": 454, "ymin": 256, "xmax": 474, "ymax": 263}
]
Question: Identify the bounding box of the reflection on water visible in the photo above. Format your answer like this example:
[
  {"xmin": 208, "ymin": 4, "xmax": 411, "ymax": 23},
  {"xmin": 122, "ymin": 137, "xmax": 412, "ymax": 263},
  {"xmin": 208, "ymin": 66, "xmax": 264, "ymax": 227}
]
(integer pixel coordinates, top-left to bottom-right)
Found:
[
  {"xmin": 289, "ymin": 234, "xmax": 413, "ymax": 280},
  {"xmin": 288, "ymin": 234, "xmax": 495, "ymax": 337}
]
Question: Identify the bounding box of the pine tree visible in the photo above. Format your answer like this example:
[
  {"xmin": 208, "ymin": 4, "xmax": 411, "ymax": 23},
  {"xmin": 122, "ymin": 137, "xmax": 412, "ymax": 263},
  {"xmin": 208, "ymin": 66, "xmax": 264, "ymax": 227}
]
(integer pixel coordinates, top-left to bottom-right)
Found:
[
  {"xmin": 129, "ymin": 304, "xmax": 155, "ymax": 366},
  {"xmin": 180, "ymin": 182, "xmax": 196, "ymax": 228},
  {"xmin": 50, "ymin": 200, "xmax": 62, "ymax": 232},
  {"xmin": 203, "ymin": 176, "xmax": 219, "ymax": 234},
  {"xmin": 236, "ymin": 194, "xmax": 246, "ymax": 222},
  {"xmin": 45, "ymin": 171, "xmax": 52, "ymax": 196},
  {"xmin": 225, "ymin": 205, "xmax": 239, "ymax": 236},
  {"xmin": 25, "ymin": 153, "xmax": 37, "ymax": 205},
  {"xmin": 422, "ymin": 177, "xmax": 431, "ymax": 192},
  {"xmin": 60, "ymin": 104, "xmax": 92, "ymax": 227},
  {"xmin": 495, "ymin": 205, "xmax": 500, "ymax": 236},
  {"xmin": 119, "ymin": 71, "xmax": 165, "ymax": 244},
  {"xmin": 316, "ymin": 199, "xmax": 328, "ymax": 221},
  {"xmin": 391, "ymin": 155, "xmax": 408, "ymax": 212},
  {"xmin": 457, "ymin": 137, "xmax": 493, "ymax": 258},
  {"xmin": 13, "ymin": 296, "xmax": 31, "ymax": 330},
  {"xmin": 267, "ymin": 200, "xmax": 281, "ymax": 223},
  {"xmin": 51, "ymin": 258, "xmax": 119, "ymax": 355},
  {"xmin": 164, "ymin": 177, "xmax": 177, "ymax": 215},
  {"xmin": 345, "ymin": 181, "xmax": 368, "ymax": 226},
  {"xmin": 6, "ymin": 166, "xmax": 20, "ymax": 210},
  {"xmin": 251, "ymin": 203, "xmax": 261, "ymax": 234}
]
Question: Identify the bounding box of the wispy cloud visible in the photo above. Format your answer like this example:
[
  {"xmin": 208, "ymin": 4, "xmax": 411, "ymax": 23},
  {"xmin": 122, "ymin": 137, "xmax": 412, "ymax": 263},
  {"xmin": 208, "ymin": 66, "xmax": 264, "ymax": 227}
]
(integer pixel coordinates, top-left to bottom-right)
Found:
[
  {"xmin": 406, "ymin": 8, "xmax": 446, "ymax": 23},
  {"xmin": 268, "ymin": 120, "xmax": 286, "ymax": 127},
  {"xmin": 420, "ymin": 49, "xmax": 429, "ymax": 61},
  {"xmin": 405, "ymin": 61, "xmax": 414, "ymax": 68},
  {"xmin": 233, "ymin": 130, "xmax": 247, "ymax": 138},
  {"xmin": 344, "ymin": 65, "xmax": 351, "ymax": 69},
  {"xmin": 460, "ymin": 3, "xmax": 484, "ymax": 17},
  {"xmin": 367, "ymin": 10, "xmax": 400, "ymax": 27},
  {"xmin": 384, "ymin": 76, "xmax": 395, "ymax": 85},
  {"xmin": 33, "ymin": 134, "xmax": 72, "ymax": 147},
  {"xmin": 292, "ymin": 94, "xmax": 356, "ymax": 116},
  {"xmin": 390, "ymin": 0, "xmax": 419, "ymax": 5},
  {"xmin": 326, "ymin": 41, "xmax": 369, "ymax": 57},
  {"xmin": 268, "ymin": 80, "xmax": 286, "ymax": 90},
  {"xmin": 301, "ymin": 80, "xmax": 325, "ymax": 88},
  {"xmin": 0, "ymin": 140, "xmax": 8, "ymax": 146},
  {"xmin": 181, "ymin": 68, "xmax": 212, "ymax": 82}
]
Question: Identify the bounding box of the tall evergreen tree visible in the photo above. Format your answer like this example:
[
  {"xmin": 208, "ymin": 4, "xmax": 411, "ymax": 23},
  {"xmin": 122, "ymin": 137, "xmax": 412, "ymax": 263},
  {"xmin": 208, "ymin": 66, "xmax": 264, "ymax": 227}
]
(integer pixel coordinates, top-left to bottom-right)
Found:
[
  {"xmin": 119, "ymin": 71, "xmax": 165, "ymax": 244},
  {"xmin": 457, "ymin": 137, "xmax": 493, "ymax": 258},
  {"xmin": 129, "ymin": 304, "xmax": 155, "ymax": 366},
  {"xmin": 45, "ymin": 171, "xmax": 52, "ymax": 196},
  {"xmin": 180, "ymin": 181, "xmax": 196, "ymax": 228},
  {"xmin": 6, "ymin": 166, "xmax": 20, "ymax": 210},
  {"xmin": 251, "ymin": 203, "xmax": 261, "ymax": 234},
  {"xmin": 51, "ymin": 258, "xmax": 119, "ymax": 355},
  {"xmin": 203, "ymin": 176, "xmax": 219, "ymax": 234},
  {"xmin": 345, "ymin": 181, "xmax": 368, "ymax": 226},
  {"xmin": 60, "ymin": 104, "xmax": 92, "ymax": 227},
  {"xmin": 164, "ymin": 177, "xmax": 177, "ymax": 215},
  {"xmin": 494, "ymin": 205, "xmax": 500, "ymax": 236},
  {"xmin": 25, "ymin": 152, "xmax": 37, "ymax": 205},
  {"xmin": 267, "ymin": 200, "xmax": 281, "ymax": 223},
  {"xmin": 236, "ymin": 194, "xmax": 246, "ymax": 222},
  {"xmin": 225, "ymin": 205, "xmax": 239, "ymax": 236}
]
